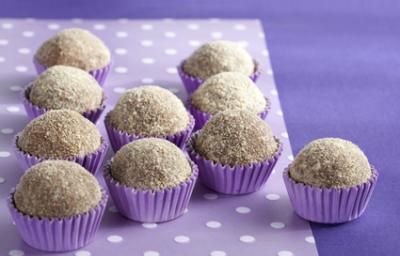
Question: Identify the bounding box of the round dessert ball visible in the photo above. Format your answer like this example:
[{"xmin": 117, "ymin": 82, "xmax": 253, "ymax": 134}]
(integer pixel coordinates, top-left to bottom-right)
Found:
[
  {"xmin": 29, "ymin": 65, "xmax": 103, "ymax": 113},
  {"xmin": 289, "ymin": 138, "xmax": 372, "ymax": 188},
  {"xmin": 110, "ymin": 138, "xmax": 192, "ymax": 190},
  {"xmin": 195, "ymin": 110, "xmax": 279, "ymax": 166},
  {"xmin": 35, "ymin": 28, "xmax": 111, "ymax": 71},
  {"xmin": 191, "ymin": 72, "xmax": 267, "ymax": 115},
  {"xmin": 17, "ymin": 109, "xmax": 102, "ymax": 158},
  {"xmin": 14, "ymin": 160, "xmax": 102, "ymax": 218},
  {"xmin": 107, "ymin": 85, "xmax": 190, "ymax": 136},
  {"xmin": 183, "ymin": 40, "xmax": 255, "ymax": 80}
]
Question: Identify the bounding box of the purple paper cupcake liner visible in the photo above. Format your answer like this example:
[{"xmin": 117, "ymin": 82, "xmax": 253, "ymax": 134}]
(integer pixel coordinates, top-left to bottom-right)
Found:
[
  {"xmin": 187, "ymin": 97, "xmax": 271, "ymax": 131},
  {"xmin": 283, "ymin": 166, "xmax": 379, "ymax": 224},
  {"xmin": 14, "ymin": 135, "xmax": 109, "ymax": 175},
  {"xmin": 103, "ymin": 161, "xmax": 198, "ymax": 223},
  {"xmin": 22, "ymin": 85, "xmax": 106, "ymax": 124},
  {"xmin": 104, "ymin": 113, "xmax": 195, "ymax": 152},
  {"xmin": 33, "ymin": 57, "xmax": 112, "ymax": 86},
  {"xmin": 8, "ymin": 189, "xmax": 108, "ymax": 252},
  {"xmin": 186, "ymin": 133, "xmax": 282, "ymax": 195},
  {"xmin": 177, "ymin": 59, "xmax": 261, "ymax": 95}
]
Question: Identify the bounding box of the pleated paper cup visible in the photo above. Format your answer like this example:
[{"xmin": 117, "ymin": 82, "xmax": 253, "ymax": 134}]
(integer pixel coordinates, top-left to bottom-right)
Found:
[
  {"xmin": 187, "ymin": 97, "xmax": 271, "ymax": 131},
  {"xmin": 104, "ymin": 112, "xmax": 195, "ymax": 152},
  {"xmin": 103, "ymin": 161, "xmax": 198, "ymax": 223},
  {"xmin": 187, "ymin": 133, "xmax": 282, "ymax": 195},
  {"xmin": 8, "ymin": 189, "xmax": 108, "ymax": 252},
  {"xmin": 177, "ymin": 60, "xmax": 261, "ymax": 95},
  {"xmin": 33, "ymin": 57, "xmax": 112, "ymax": 86},
  {"xmin": 14, "ymin": 135, "xmax": 109, "ymax": 175},
  {"xmin": 22, "ymin": 84, "xmax": 106, "ymax": 124},
  {"xmin": 283, "ymin": 166, "xmax": 379, "ymax": 224}
]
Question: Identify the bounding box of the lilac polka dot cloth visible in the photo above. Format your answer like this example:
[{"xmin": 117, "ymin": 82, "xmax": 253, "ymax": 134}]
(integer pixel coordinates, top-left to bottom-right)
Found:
[{"xmin": 0, "ymin": 19, "xmax": 318, "ymax": 256}]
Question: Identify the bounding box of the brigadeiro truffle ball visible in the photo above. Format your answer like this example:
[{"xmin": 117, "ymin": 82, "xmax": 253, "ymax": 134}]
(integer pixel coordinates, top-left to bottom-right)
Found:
[
  {"xmin": 190, "ymin": 72, "xmax": 268, "ymax": 129},
  {"xmin": 283, "ymin": 138, "xmax": 378, "ymax": 223},
  {"xmin": 188, "ymin": 110, "xmax": 281, "ymax": 194},
  {"xmin": 104, "ymin": 138, "xmax": 198, "ymax": 222},
  {"xmin": 16, "ymin": 110, "xmax": 103, "ymax": 162},
  {"xmin": 289, "ymin": 138, "xmax": 372, "ymax": 188},
  {"xmin": 195, "ymin": 110, "xmax": 279, "ymax": 166},
  {"xmin": 111, "ymin": 138, "xmax": 192, "ymax": 190},
  {"xmin": 35, "ymin": 28, "xmax": 111, "ymax": 71},
  {"xmin": 27, "ymin": 65, "xmax": 103, "ymax": 114},
  {"xmin": 14, "ymin": 160, "xmax": 102, "ymax": 218},
  {"xmin": 183, "ymin": 41, "xmax": 255, "ymax": 80},
  {"xmin": 105, "ymin": 86, "xmax": 193, "ymax": 151}
]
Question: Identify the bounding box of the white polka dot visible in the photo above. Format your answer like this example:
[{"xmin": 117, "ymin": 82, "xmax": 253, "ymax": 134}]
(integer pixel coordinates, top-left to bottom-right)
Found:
[
  {"xmin": 15, "ymin": 66, "xmax": 28, "ymax": 72},
  {"xmin": 174, "ymin": 235, "xmax": 190, "ymax": 244},
  {"xmin": 114, "ymin": 66, "xmax": 128, "ymax": 74},
  {"xmin": 164, "ymin": 31, "xmax": 176, "ymax": 38},
  {"xmin": 272, "ymin": 169, "xmax": 277, "ymax": 175},
  {"xmin": 113, "ymin": 87, "xmax": 126, "ymax": 94},
  {"xmin": 184, "ymin": 208, "xmax": 189, "ymax": 214},
  {"xmin": 270, "ymin": 222, "xmax": 286, "ymax": 229},
  {"xmin": 114, "ymin": 48, "xmax": 127, "ymax": 55},
  {"xmin": 187, "ymin": 24, "xmax": 200, "ymax": 30},
  {"xmin": 0, "ymin": 177, "xmax": 5, "ymax": 184},
  {"xmin": 168, "ymin": 88, "xmax": 179, "ymax": 94},
  {"xmin": 1, "ymin": 128, "xmax": 14, "ymax": 134},
  {"xmin": 164, "ymin": 48, "xmax": 177, "ymax": 55},
  {"xmin": 10, "ymin": 85, "xmax": 23, "ymax": 92},
  {"xmin": 141, "ymin": 40, "xmax": 154, "ymax": 47},
  {"xmin": 93, "ymin": 24, "xmax": 106, "ymax": 30},
  {"xmin": 267, "ymin": 69, "xmax": 274, "ymax": 76},
  {"xmin": 259, "ymin": 32, "xmax": 265, "ymax": 38},
  {"xmin": 206, "ymin": 221, "xmax": 221, "ymax": 229},
  {"xmin": 141, "ymin": 78, "xmax": 154, "ymax": 84},
  {"xmin": 75, "ymin": 251, "xmax": 91, "ymax": 256},
  {"xmin": 108, "ymin": 205, "xmax": 118, "ymax": 213},
  {"xmin": 0, "ymin": 39, "xmax": 8, "ymax": 46},
  {"xmin": 288, "ymin": 155, "xmax": 294, "ymax": 161},
  {"xmin": 240, "ymin": 235, "xmax": 255, "ymax": 243},
  {"xmin": 210, "ymin": 251, "xmax": 226, "ymax": 256},
  {"xmin": 262, "ymin": 50, "xmax": 269, "ymax": 56},
  {"xmin": 281, "ymin": 132, "xmax": 289, "ymax": 139},
  {"xmin": 0, "ymin": 56, "xmax": 5, "ymax": 62},
  {"xmin": 144, "ymin": 251, "xmax": 160, "ymax": 256},
  {"xmin": 211, "ymin": 32, "xmax": 223, "ymax": 39},
  {"xmin": 265, "ymin": 193, "xmax": 280, "ymax": 200},
  {"xmin": 7, "ymin": 106, "xmax": 20, "ymax": 113},
  {"xmin": 0, "ymin": 151, "xmax": 11, "ymax": 157},
  {"xmin": 237, "ymin": 41, "xmax": 249, "ymax": 48},
  {"xmin": 107, "ymin": 235, "xmax": 123, "ymax": 243},
  {"xmin": 2, "ymin": 23, "xmax": 14, "ymax": 29},
  {"xmin": 203, "ymin": 193, "xmax": 218, "ymax": 200},
  {"xmin": 141, "ymin": 24, "xmax": 154, "ymax": 30},
  {"xmin": 305, "ymin": 236, "xmax": 315, "ymax": 244},
  {"xmin": 22, "ymin": 31, "xmax": 34, "ymax": 37},
  {"xmin": 116, "ymin": 31, "xmax": 128, "ymax": 38},
  {"xmin": 47, "ymin": 23, "xmax": 60, "ymax": 30},
  {"xmin": 278, "ymin": 251, "xmax": 294, "ymax": 256},
  {"xmin": 18, "ymin": 48, "xmax": 30, "ymax": 54},
  {"xmin": 236, "ymin": 206, "xmax": 251, "ymax": 214},
  {"xmin": 142, "ymin": 58, "xmax": 155, "ymax": 64},
  {"xmin": 276, "ymin": 110, "xmax": 283, "ymax": 116},
  {"xmin": 188, "ymin": 40, "xmax": 201, "ymax": 47},
  {"xmin": 166, "ymin": 67, "xmax": 177, "ymax": 74},
  {"xmin": 142, "ymin": 223, "xmax": 158, "ymax": 229},
  {"xmin": 71, "ymin": 18, "xmax": 83, "ymax": 24},
  {"xmin": 234, "ymin": 24, "xmax": 246, "ymax": 30},
  {"xmin": 9, "ymin": 250, "xmax": 24, "ymax": 256},
  {"xmin": 270, "ymin": 89, "xmax": 278, "ymax": 96}
]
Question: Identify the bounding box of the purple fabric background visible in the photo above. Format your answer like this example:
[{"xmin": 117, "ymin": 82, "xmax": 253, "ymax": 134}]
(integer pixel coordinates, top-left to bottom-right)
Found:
[{"xmin": 1, "ymin": 1, "xmax": 399, "ymax": 256}]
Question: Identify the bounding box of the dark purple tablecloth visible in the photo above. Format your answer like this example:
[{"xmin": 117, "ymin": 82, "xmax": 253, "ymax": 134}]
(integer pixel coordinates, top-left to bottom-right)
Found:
[{"xmin": 1, "ymin": 1, "xmax": 399, "ymax": 255}]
